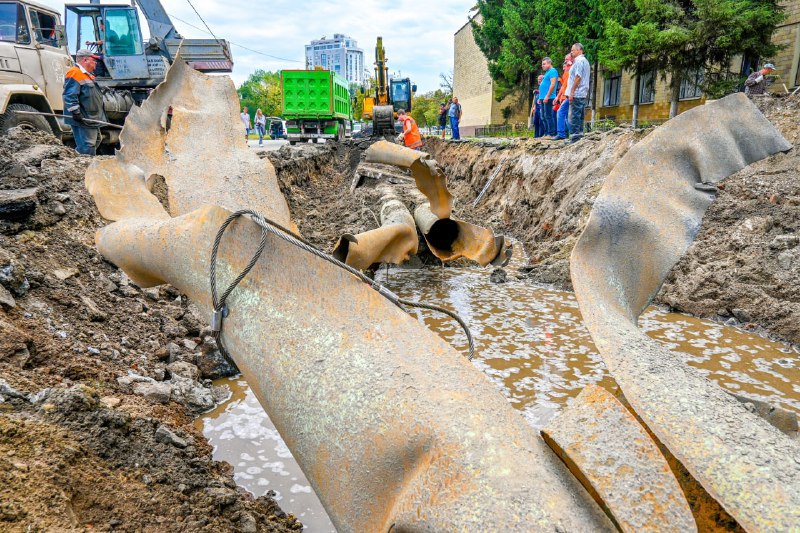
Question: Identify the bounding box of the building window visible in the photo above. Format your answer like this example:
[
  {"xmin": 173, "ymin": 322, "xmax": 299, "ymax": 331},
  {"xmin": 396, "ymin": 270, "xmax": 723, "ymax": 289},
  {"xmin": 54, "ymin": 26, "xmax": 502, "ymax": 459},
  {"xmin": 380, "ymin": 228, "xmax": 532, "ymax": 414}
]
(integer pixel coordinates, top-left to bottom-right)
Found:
[
  {"xmin": 679, "ymin": 68, "xmax": 703, "ymax": 100},
  {"xmin": 320, "ymin": 53, "xmax": 326, "ymax": 67},
  {"xmin": 603, "ymin": 71, "xmax": 621, "ymax": 107},
  {"xmin": 639, "ymin": 69, "xmax": 656, "ymax": 104}
]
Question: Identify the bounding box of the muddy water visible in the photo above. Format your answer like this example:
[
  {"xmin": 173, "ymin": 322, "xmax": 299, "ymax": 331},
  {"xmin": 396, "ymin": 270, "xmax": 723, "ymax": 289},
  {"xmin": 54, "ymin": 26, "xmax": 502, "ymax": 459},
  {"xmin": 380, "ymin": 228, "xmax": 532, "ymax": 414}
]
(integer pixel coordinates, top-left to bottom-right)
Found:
[{"xmin": 200, "ymin": 264, "xmax": 800, "ymax": 531}]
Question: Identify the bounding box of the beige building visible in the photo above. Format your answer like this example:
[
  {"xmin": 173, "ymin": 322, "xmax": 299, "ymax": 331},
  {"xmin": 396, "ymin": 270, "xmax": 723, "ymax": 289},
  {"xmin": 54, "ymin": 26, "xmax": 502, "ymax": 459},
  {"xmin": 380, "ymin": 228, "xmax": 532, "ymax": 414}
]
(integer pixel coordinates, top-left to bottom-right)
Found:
[
  {"xmin": 453, "ymin": 16, "xmax": 529, "ymax": 136},
  {"xmin": 455, "ymin": 1, "xmax": 799, "ymax": 132}
]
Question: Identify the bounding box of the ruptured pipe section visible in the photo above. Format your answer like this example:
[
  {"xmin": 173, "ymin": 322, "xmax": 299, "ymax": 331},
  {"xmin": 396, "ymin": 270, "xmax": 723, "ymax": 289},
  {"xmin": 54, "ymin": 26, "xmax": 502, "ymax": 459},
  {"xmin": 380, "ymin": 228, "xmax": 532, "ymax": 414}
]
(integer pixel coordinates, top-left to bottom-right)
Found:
[
  {"xmin": 414, "ymin": 202, "xmax": 511, "ymax": 267},
  {"xmin": 570, "ymin": 93, "xmax": 800, "ymax": 530},
  {"xmin": 331, "ymin": 196, "xmax": 418, "ymax": 270},
  {"xmin": 85, "ymin": 59, "xmax": 615, "ymax": 531},
  {"xmin": 365, "ymin": 141, "xmax": 453, "ymax": 218}
]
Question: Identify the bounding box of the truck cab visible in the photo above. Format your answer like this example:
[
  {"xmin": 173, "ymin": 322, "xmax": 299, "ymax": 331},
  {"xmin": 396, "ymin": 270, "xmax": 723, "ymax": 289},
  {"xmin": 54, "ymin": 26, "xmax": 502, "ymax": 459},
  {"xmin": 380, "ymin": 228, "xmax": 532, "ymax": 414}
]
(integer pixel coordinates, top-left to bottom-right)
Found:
[{"xmin": 0, "ymin": 0, "xmax": 72, "ymax": 135}]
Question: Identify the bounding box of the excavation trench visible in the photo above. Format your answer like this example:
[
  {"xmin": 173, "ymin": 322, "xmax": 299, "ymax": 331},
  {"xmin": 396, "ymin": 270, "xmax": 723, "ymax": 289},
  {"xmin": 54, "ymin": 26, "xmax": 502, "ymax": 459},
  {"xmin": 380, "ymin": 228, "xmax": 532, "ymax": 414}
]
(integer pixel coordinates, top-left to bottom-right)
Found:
[{"xmin": 200, "ymin": 140, "xmax": 799, "ymax": 531}]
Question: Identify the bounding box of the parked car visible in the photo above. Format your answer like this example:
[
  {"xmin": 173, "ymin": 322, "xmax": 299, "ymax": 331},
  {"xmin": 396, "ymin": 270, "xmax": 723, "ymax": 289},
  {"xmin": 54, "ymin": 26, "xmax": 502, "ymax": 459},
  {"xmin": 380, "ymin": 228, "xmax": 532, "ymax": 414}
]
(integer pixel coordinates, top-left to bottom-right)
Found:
[{"xmin": 267, "ymin": 117, "xmax": 286, "ymax": 139}]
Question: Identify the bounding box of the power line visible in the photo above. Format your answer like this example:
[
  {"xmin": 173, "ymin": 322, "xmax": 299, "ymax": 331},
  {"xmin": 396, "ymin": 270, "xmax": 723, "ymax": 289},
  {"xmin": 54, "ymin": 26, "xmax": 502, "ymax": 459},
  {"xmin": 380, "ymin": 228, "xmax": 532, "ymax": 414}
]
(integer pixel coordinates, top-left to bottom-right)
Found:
[
  {"xmin": 184, "ymin": 0, "xmax": 220, "ymax": 43},
  {"xmin": 171, "ymin": 14, "xmax": 303, "ymax": 64}
]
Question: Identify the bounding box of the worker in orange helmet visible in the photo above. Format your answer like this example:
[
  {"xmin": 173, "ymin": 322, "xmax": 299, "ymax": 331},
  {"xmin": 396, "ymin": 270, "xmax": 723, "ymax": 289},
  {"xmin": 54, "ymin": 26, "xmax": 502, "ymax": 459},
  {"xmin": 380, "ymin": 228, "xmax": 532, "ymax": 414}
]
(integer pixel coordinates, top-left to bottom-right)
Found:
[{"xmin": 396, "ymin": 109, "xmax": 423, "ymax": 150}]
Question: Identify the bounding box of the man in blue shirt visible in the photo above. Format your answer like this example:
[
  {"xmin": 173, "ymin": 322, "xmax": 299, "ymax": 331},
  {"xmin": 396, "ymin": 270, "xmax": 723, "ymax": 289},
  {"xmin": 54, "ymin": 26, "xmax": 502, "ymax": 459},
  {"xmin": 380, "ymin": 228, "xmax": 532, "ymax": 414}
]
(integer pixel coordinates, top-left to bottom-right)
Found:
[
  {"xmin": 448, "ymin": 97, "xmax": 462, "ymax": 140},
  {"xmin": 567, "ymin": 43, "xmax": 591, "ymax": 144},
  {"xmin": 539, "ymin": 57, "xmax": 559, "ymax": 137}
]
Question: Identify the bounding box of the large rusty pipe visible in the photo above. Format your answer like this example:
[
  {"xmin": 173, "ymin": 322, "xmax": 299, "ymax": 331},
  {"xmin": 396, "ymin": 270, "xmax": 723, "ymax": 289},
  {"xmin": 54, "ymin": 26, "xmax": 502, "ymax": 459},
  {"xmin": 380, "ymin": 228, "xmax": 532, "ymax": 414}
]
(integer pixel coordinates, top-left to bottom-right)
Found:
[
  {"xmin": 87, "ymin": 202, "xmax": 613, "ymax": 531},
  {"xmin": 331, "ymin": 196, "xmax": 418, "ymax": 270},
  {"xmin": 414, "ymin": 202, "xmax": 511, "ymax": 266},
  {"xmin": 85, "ymin": 58, "xmax": 614, "ymax": 531},
  {"xmin": 570, "ymin": 93, "xmax": 800, "ymax": 530},
  {"xmin": 365, "ymin": 141, "xmax": 453, "ymax": 218}
]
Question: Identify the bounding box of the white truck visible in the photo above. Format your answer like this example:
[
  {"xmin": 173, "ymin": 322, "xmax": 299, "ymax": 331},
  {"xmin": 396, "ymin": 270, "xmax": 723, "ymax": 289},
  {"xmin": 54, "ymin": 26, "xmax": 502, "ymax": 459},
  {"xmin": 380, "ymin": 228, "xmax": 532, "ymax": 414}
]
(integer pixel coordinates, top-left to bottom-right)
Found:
[{"xmin": 0, "ymin": 0, "xmax": 232, "ymax": 144}]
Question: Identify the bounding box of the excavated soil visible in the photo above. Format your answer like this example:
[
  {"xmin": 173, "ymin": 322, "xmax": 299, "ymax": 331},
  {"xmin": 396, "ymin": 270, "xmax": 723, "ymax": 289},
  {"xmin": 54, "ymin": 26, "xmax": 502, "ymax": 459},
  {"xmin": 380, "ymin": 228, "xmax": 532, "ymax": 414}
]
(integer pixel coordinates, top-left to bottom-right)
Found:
[
  {"xmin": 0, "ymin": 128, "xmax": 300, "ymax": 532},
  {"xmin": 425, "ymin": 97, "xmax": 800, "ymax": 345}
]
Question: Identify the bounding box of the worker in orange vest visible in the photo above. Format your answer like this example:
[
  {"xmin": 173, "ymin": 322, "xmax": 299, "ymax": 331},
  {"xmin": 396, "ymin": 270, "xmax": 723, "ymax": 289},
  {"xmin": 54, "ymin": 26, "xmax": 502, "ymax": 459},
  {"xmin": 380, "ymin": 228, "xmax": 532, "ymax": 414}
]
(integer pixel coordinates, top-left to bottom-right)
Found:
[{"xmin": 396, "ymin": 109, "xmax": 423, "ymax": 150}]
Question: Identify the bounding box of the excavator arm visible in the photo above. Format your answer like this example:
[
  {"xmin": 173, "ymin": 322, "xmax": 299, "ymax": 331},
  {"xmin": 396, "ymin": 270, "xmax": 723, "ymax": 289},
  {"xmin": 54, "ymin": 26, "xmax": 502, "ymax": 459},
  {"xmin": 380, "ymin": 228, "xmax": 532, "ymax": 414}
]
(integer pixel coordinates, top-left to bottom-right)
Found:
[{"xmin": 132, "ymin": 0, "xmax": 181, "ymax": 42}]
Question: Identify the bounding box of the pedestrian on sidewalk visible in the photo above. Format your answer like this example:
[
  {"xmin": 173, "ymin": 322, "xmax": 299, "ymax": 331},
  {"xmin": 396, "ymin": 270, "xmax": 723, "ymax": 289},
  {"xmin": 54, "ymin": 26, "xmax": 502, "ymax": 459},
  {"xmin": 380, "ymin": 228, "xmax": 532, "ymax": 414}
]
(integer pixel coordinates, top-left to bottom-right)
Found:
[
  {"xmin": 553, "ymin": 53, "xmax": 574, "ymax": 140},
  {"xmin": 449, "ymin": 97, "xmax": 462, "ymax": 140},
  {"xmin": 63, "ymin": 49, "xmax": 107, "ymax": 156},
  {"xmin": 397, "ymin": 109, "xmax": 423, "ymax": 150},
  {"xmin": 254, "ymin": 109, "xmax": 267, "ymax": 145},
  {"xmin": 539, "ymin": 57, "xmax": 559, "ymax": 137},
  {"xmin": 566, "ymin": 43, "xmax": 591, "ymax": 144},
  {"xmin": 439, "ymin": 103, "xmax": 448, "ymax": 138},
  {"xmin": 744, "ymin": 63, "xmax": 776, "ymax": 97},
  {"xmin": 240, "ymin": 107, "xmax": 251, "ymax": 142}
]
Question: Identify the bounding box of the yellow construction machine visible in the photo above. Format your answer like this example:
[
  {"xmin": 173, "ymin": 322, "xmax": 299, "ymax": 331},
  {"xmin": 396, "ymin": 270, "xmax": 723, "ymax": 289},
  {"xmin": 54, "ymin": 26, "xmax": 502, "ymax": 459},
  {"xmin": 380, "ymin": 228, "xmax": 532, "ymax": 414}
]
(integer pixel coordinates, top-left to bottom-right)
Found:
[{"xmin": 362, "ymin": 37, "xmax": 416, "ymax": 134}]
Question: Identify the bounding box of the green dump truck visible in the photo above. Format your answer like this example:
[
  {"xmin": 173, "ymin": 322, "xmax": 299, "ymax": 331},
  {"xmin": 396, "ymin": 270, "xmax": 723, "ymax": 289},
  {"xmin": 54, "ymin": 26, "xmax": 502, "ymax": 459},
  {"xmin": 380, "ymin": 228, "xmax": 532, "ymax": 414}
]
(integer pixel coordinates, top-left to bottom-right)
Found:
[{"xmin": 281, "ymin": 70, "xmax": 352, "ymax": 144}]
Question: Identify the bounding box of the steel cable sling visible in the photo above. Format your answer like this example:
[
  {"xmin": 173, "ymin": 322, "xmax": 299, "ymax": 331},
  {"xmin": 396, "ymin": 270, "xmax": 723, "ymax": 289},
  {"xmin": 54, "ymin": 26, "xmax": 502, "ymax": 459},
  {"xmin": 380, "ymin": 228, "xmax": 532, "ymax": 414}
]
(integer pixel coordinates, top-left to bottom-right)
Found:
[{"xmin": 209, "ymin": 209, "xmax": 475, "ymax": 365}]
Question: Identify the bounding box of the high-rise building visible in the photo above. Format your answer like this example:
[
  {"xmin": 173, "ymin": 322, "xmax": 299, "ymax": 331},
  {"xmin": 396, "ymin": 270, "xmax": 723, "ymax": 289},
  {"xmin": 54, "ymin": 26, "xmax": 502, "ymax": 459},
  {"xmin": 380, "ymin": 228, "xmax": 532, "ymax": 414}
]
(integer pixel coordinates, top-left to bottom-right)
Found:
[{"xmin": 305, "ymin": 34, "xmax": 365, "ymax": 85}]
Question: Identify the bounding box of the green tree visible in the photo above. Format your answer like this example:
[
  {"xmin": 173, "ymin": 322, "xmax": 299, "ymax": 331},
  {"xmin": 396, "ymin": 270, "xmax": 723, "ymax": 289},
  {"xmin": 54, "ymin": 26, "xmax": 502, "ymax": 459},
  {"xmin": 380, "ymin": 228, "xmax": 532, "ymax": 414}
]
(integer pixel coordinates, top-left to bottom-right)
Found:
[
  {"xmin": 473, "ymin": 0, "xmax": 547, "ymax": 113},
  {"xmin": 411, "ymin": 89, "xmax": 450, "ymax": 128},
  {"xmin": 238, "ymin": 70, "xmax": 283, "ymax": 118},
  {"xmin": 601, "ymin": 0, "xmax": 784, "ymax": 117}
]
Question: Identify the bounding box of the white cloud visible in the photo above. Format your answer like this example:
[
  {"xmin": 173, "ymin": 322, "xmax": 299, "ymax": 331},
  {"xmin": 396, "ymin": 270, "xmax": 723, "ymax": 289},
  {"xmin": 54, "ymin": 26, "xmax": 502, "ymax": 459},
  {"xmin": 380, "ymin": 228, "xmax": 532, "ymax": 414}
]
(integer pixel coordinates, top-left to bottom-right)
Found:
[{"xmin": 39, "ymin": 0, "xmax": 473, "ymax": 92}]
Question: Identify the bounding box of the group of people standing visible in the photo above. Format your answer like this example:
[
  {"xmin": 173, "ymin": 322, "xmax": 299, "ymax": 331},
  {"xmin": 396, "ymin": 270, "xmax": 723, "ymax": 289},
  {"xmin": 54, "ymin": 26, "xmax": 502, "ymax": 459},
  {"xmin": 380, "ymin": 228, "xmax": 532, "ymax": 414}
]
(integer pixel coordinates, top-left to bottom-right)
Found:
[
  {"xmin": 530, "ymin": 43, "xmax": 591, "ymax": 144},
  {"xmin": 437, "ymin": 97, "xmax": 462, "ymax": 140}
]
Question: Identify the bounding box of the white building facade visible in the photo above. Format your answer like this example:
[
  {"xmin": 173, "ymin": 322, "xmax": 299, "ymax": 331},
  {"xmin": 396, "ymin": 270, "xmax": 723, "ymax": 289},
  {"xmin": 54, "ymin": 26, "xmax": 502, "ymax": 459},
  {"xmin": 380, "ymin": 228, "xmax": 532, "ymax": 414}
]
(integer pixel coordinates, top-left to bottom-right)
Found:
[{"xmin": 305, "ymin": 34, "xmax": 365, "ymax": 84}]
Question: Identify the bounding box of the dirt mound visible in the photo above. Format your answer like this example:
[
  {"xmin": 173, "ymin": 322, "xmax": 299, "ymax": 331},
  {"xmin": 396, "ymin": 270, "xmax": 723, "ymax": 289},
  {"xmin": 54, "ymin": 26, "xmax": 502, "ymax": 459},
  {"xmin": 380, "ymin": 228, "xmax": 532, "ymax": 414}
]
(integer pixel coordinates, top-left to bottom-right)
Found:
[
  {"xmin": 425, "ymin": 128, "xmax": 647, "ymax": 286},
  {"xmin": 0, "ymin": 127, "xmax": 299, "ymax": 531},
  {"xmin": 426, "ymin": 96, "xmax": 800, "ymax": 344},
  {"xmin": 658, "ymin": 96, "xmax": 800, "ymax": 342}
]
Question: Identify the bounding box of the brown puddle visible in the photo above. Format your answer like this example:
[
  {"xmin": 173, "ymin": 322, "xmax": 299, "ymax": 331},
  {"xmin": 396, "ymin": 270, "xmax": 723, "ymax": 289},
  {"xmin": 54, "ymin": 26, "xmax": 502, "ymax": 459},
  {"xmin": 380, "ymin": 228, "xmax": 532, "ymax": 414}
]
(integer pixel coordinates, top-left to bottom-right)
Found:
[{"xmin": 199, "ymin": 264, "xmax": 799, "ymax": 531}]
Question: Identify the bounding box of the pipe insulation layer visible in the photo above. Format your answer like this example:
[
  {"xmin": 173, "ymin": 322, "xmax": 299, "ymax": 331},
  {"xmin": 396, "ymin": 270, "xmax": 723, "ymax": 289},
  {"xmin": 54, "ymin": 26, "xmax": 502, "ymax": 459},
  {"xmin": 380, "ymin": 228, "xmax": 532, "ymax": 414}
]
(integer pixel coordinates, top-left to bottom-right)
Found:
[{"xmin": 331, "ymin": 196, "xmax": 418, "ymax": 270}]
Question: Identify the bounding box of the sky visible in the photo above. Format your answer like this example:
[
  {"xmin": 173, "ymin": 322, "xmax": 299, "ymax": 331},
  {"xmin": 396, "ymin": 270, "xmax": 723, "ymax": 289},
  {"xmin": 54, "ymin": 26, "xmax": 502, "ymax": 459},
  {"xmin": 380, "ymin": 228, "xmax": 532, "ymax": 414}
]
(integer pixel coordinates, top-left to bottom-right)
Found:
[{"xmin": 38, "ymin": 0, "xmax": 475, "ymax": 92}]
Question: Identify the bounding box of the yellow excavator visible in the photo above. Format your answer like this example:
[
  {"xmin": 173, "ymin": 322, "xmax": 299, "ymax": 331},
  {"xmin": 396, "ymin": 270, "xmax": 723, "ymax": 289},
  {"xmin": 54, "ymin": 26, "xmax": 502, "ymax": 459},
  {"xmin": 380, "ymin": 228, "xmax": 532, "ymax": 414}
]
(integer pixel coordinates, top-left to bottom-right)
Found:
[{"xmin": 362, "ymin": 37, "xmax": 416, "ymax": 134}]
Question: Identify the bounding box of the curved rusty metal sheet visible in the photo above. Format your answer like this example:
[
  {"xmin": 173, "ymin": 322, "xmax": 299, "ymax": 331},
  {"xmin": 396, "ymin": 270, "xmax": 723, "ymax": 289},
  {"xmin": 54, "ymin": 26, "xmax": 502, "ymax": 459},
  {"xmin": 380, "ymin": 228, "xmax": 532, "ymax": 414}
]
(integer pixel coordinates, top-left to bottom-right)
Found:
[
  {"xmin": 570, "ymin": 93, "xmax": 800, "ymax": 530},
  {"xmin": 85, "ymin": 61, "xmax": 614, "ymax": 531},
  {"xmin": 542, "ymin": 384, "xmax": 696, "ymax": 532},
  {"xmin": 414, "ymin": 202, "xmax": 511, "ymax": 266},
  {"xmin": 332, "ymin": 198, "xmax": 418, "ymax": 270},
  {"xmin": 111, "ymin": 53, "xmax": 292, "ymax": 225},
  {"xmin": 365, "ymin": 141, "xmax": 453, "ymax": 218}
]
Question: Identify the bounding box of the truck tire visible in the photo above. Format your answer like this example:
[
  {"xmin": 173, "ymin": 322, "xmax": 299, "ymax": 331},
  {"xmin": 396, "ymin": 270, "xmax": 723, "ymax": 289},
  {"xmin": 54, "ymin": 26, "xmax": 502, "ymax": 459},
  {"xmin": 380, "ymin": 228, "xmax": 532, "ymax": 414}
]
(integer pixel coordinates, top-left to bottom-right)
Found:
[
  {"xmin": 0, "ymin": 103, "xmax": 53, "ymax": 136},
  {"xmin": 289, "ymin": 140, "xmax": 297, "ymax": 146}
]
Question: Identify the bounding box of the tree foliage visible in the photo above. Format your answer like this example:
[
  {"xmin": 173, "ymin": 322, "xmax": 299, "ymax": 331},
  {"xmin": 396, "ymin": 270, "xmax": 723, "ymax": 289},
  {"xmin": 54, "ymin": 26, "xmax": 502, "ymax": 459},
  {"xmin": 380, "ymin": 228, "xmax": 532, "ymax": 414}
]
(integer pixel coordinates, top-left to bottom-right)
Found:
[
  {"xmin": 602, "ymin": 0, "xmax": 784, "ymax": 98},
  {"xmin": 237, "ymin": 70, "xmax": 283, "ymax": 118},
  {"xmin": 473, "ymin": 0, "xmax": 784, "ymax": 104},
  {"xmin": 411, "ymin": 89, "xmax": 451, "ymax": 128}
]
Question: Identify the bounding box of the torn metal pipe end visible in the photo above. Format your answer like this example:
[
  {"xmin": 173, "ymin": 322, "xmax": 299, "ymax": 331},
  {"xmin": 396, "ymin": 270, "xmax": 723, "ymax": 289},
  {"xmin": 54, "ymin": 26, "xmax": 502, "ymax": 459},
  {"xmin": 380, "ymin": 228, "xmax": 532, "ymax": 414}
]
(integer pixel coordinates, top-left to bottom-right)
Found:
[
  {"xmin": 366, "ymin": 141, "xmax": 453, "ymax": 218},
  {"xmin": 413, "ymin": 203, "xmax": 512, "ymax": 267},
  {"xmin": 332, "ymin": 198, "xmax": 419, "ymax": 270}
]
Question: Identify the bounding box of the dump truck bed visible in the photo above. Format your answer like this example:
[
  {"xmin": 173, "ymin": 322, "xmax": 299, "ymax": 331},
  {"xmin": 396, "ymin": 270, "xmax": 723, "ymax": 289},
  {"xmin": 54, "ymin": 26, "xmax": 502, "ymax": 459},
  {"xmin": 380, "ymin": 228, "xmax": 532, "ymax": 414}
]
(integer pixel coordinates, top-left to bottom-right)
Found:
[{"xmin": 281, "ymin": 70, "xmax": 351, "ymax": 120}]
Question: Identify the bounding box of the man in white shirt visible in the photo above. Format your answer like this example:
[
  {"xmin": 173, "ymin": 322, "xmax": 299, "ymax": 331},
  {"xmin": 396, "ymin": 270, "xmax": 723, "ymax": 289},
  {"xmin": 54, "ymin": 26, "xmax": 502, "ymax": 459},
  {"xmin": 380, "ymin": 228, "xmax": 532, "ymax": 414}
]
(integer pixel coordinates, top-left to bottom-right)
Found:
[{"xmin": 567, "ymin": 43, "xmax": 591, "ymax": 144}]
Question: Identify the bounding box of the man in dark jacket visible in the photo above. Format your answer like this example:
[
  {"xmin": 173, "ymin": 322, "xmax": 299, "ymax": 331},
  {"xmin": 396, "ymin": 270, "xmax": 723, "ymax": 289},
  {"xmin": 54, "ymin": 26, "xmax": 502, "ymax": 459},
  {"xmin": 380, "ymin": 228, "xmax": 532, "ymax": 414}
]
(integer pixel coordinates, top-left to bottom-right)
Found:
[
  {"xmin": 63, "ymin": 49, "xmax": 107, "ymax": 155},
  {"xmin": 744, "ymin": 63, "xmax": 776, "ymax": 97}
]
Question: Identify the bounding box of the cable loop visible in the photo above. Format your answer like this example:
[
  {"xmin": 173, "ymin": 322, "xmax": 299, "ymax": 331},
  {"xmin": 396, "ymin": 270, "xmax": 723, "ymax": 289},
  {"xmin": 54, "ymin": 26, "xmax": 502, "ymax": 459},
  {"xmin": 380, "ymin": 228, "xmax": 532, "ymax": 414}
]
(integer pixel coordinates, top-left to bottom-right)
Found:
[{"xmin": 208, "ymin": 210, "xmax": 476, "ymax": 364}]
